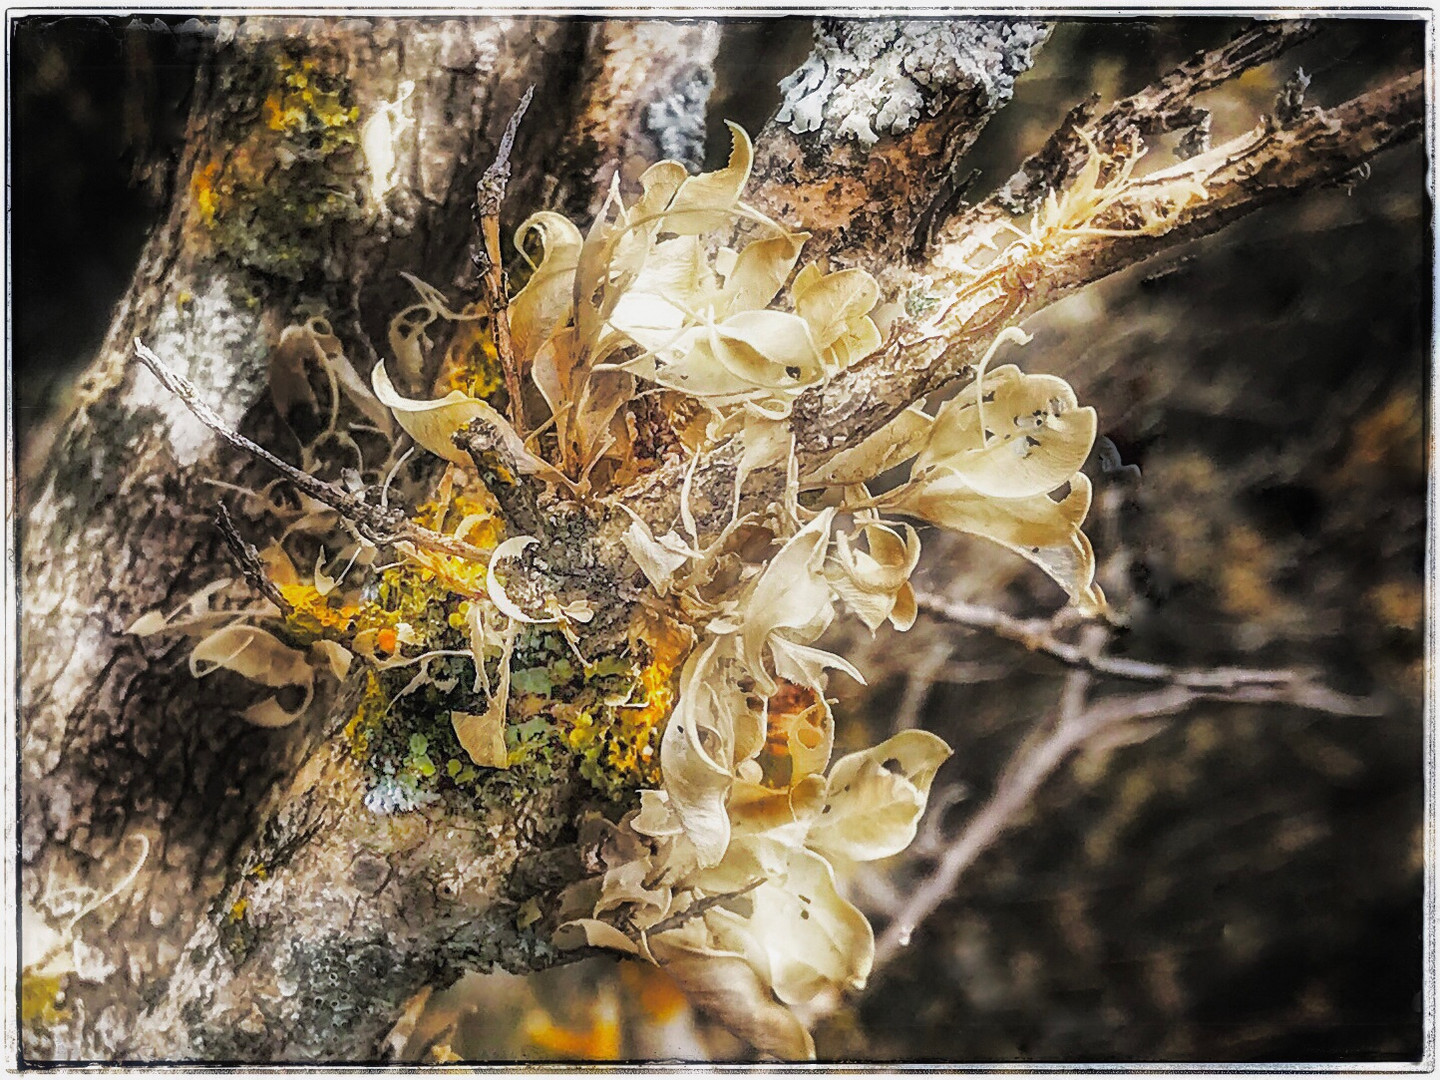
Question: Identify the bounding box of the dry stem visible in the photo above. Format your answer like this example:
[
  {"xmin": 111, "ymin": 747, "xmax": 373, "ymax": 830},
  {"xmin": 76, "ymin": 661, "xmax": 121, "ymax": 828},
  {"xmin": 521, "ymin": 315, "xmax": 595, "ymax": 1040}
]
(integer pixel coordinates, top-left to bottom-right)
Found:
[{"xmin": 474, "ymin": 86, "xmax": 535, "ymax": 436}]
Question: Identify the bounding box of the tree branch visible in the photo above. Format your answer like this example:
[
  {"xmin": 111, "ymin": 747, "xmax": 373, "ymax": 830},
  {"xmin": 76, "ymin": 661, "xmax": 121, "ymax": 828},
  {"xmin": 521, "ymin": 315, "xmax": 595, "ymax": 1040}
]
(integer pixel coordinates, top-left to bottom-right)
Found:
[
  {"xmin": 474, "ymin": 86, "xmax": 534, "ymax": 435},
  {"xmin": 914, "ymin": 591, "xmax": 1382, "ymax": 712},
  {"xmin": 868, "ymin": 665, "xmax": 1383, "ymax": 977},
  {"xmin": 749, "ymin": 17, "xmax": 1051, "ymax": 264},
  {"xmin": 132, "ymin": 341, "xmax": 494, "ymax": 563},
  {"xmin": 791, "ymin": 65, "xmax": 1425, "ymax": 465},
  {"xmin": 980, "ymin": 19, "xmax": 1318, "ymax": 220},
  {"xmin": 550, "ymin": 20, "xmax": 720, "ymax": 217}
]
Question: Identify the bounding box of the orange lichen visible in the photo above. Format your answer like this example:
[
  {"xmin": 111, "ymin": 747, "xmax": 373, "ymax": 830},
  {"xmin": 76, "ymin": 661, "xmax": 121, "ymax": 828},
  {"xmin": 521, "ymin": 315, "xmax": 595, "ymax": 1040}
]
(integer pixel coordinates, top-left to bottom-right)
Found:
[{"xmin": 191, "ymin": 160, "xmax": 222, "ymax": 225}]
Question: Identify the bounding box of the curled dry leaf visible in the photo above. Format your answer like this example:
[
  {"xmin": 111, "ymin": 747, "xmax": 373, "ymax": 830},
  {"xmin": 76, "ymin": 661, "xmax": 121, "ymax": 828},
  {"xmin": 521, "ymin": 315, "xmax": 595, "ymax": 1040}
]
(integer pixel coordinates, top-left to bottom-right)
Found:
[
  {"xmin": 647, "ymin": 924, "xmax": 815, "ymax": 1061},
  {"xmin": 802, "ymin": 405, "xmax": 934, "ymax": 489},
  {"xmin": 913, "ymin": 363, "xmax": 1098, "ymax": 499},
  {"xmin": 450, "ymin": 708, "xmax": 509, "ymax": 769},
  {"xmin": 371, "ymin": 362, "xmax": 566, "ymax": 484},
  {"xmin": 705, "ymin": 842, "xmax": 875, "ymax": 1006},
  {"xmin": 737, "ymin": 509, "xmax": 837, "ymax": 696},
  {"xmin": 553, "ymin": 918, "xmax": 644, "ymax": 957},
  {"xmin": 657, "ymin": 120, "xmax": 754, "ymax": 236},
  {"xmin": 659, "ymin": 640, "xmax": 764, "ymax": 867},
  {"xmin": 886, "ymin": 469, "xmax": 1106, "ymax": 614},
  {"xmin": 510, "ymin": 211, "xmax": 584, "ymax": 364},
  {"xmin": 189, "ymin": 624, "xmax": 315, "ymax": 728},
  {"xmin": 807, "ymin": 729, "xmax": 952, "ymax": 864},
  {"xmin": 618, "ymin": 509, "xmax": 695, "ymax": 596},
  {"xmin": 826, "ymin": 522, "xmax": 922, "ymax": 632}
]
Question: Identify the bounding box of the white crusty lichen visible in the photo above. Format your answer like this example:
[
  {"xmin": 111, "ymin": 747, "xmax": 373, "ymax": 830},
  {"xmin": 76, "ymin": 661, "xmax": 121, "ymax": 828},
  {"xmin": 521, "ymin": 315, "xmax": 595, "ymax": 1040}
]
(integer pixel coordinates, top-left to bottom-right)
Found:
[{"xmin": 776, "ymin": 18, "xmax": 1050, "ymax": 147}]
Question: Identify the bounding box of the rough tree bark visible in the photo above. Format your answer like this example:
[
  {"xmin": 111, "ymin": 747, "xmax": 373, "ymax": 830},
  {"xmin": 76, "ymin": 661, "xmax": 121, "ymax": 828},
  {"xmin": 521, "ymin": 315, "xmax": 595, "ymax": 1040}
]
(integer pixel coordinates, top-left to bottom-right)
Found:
[{"xmin": 17, "ymin": 15, "xmax": 1424, "ymax": 1063}]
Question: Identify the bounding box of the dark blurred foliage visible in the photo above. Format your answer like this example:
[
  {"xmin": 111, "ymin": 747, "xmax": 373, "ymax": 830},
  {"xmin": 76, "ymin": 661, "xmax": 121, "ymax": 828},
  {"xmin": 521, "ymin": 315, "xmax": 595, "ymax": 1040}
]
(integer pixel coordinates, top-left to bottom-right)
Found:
[{"xmin": 10, "ymin": 14, "xmax": 1429, "ymax": 1064}]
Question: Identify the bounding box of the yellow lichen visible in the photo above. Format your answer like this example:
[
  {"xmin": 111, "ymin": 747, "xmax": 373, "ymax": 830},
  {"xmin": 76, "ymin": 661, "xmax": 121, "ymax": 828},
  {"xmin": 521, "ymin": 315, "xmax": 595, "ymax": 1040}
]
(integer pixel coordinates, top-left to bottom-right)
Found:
[
  {"xmin": 344, "ymin": 670, "xmax": 386, "ymax": 760},
  {"xmin": 279, "ymin": 582, "xmax": 360, "ymax": 641},
  {"xmin": 191, "ymin": 160, "xmax": 222, "ymax": 225},
  {"xmin": 439, "ymin": 314, "xmax": 505, "ymax": 400},
  {"xmin": 263, "ymin": 55, "xmax": 360, "ymax": 134},
  {"xmin": 20, "ymin": 972, "xmax": 67, "ymax": 1027}
]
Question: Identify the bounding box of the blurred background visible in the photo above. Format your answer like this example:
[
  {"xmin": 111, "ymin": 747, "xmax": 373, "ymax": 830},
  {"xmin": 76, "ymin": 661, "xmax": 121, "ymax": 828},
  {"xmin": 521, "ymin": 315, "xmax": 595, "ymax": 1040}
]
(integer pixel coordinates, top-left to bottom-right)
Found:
[{"xmin": 11, "ymin": 15, "xmax": 1428, "ymax": 1062}]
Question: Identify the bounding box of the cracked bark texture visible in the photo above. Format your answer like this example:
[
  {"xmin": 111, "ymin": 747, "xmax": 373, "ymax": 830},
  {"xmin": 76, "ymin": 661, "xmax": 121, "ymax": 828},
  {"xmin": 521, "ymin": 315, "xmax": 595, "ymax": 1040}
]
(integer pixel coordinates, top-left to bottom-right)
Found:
[{"xmin": 17, "ymin": 14, "xmax": 1427, "ymax": 1064}]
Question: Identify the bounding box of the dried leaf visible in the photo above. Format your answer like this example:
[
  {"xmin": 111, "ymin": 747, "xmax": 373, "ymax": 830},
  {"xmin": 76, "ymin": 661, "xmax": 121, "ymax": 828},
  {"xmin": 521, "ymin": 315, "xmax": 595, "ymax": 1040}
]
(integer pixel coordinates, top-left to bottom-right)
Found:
[
  {"xmin": 554, "ymin": 918, "xmax": 643, "ymax": 957},
  {"xmin": 826, "ymin": 523, "xmax": 922, "ymax": 632},
  {"xmin": 510, "ymin": 211, "xmax": 583, "ymax": 363},
  {"xmin": 372, "ymin": 362, "xmax": 562, "ymax": 483},
  {"xmin": 451, "ymin": 707, "xmax": 509, "ymax": 769},
  {"xmin": 738, "ymin": 509, "xmax": 837, "ymax": 695},
  {"xmin": 807, "ymin": 729, "xmax": 951, "ymax": 863},
  {"xmin": 659, "ymin": 121, "xmax": 753, "ymax": 236},
  {"xmin": 707, "ymin": 843, "xmax": 875, "ymax": 1006},
  {"xmin": 914, "ymin": 364, "xmax": 1098, "ymax": 499},
  {"xmin": 660, "ymin": 640, "xmax": 764, "ymax": 866},
  {"xmin": 718, "ymin": 232, "xmax": 809, "ymax": 317},
  {"xmin": 647, "ymin": 929, "xmax": 814, "ymax": 1060},
  {"xmin": 803, "ymin": 405, "xmax": 934, "ymax": 488},
  {"xmin": 887, "ymin": 470, "xmax": 1106, "ymax": 614}
]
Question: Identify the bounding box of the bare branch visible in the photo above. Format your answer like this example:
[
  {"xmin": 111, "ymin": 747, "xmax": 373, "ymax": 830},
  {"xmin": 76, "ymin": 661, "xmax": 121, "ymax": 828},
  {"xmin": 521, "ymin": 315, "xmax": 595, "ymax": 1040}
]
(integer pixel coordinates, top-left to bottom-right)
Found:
[
  {"xmin": 982, "ymin": 19, "xmax": 1317, "ymax": 219},
  {"xmin": 474, "ymin": 86, "xmax": 535, "ymax": 435},
  {"xmin": 645, "ymin": 878, "xmax": 765, "ymax": 939},
  {"xmin": 870, "ymin": 668, "xmax": 1379, "ymax": 974},
  {"xmin": 914, "ymin": 591, "xmax": 1367, "ymax": 701},
  {"xmin": 215, "ymin": 503, "xmax": 292, "ymax": 617},
  {"xmin": 133, "ymin": 341, "xmax": 494, "ymax": 563},
  {"xmin": 793, "ymin": 66, "xmax": 1424, "ymax": 466}
]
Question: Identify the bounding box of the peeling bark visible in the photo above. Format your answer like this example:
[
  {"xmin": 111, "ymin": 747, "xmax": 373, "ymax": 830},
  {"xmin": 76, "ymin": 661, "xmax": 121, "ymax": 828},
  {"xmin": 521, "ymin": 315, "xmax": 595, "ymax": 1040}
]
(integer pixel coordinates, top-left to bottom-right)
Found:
[{"xmin": 749, "ymin": 18, "xmax": 1050, "ymax": 264}]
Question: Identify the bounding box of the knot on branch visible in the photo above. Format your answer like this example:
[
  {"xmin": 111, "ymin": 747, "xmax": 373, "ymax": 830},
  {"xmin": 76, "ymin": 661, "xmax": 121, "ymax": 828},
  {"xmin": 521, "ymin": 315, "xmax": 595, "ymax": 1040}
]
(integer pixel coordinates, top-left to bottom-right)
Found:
[{"xmin": 456, "ymin": 418, "xmax": 545, "ymax": 537}]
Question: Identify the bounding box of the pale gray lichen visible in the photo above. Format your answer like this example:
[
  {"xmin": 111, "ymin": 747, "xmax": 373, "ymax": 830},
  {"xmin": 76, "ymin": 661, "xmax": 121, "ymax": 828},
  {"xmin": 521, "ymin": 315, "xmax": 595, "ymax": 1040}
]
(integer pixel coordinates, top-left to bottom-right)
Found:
[
  {"xmin": 362, "ymin": 773, "xmax": 438, "ymax": 815},
  {"xmin": 646, "ymin": 67, "xmax": 714, "ymax": 168},
  {"xmin": 776, "ymin": 18, "xmax": 1050, "ymax": 148}
]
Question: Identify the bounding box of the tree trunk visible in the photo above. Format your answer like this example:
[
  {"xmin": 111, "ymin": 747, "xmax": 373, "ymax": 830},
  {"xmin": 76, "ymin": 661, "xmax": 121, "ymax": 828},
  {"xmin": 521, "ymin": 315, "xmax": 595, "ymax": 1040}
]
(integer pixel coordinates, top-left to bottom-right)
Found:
[{"xmin": 19, "ymin": 15, "xmax": 720, "ymax": 1060}]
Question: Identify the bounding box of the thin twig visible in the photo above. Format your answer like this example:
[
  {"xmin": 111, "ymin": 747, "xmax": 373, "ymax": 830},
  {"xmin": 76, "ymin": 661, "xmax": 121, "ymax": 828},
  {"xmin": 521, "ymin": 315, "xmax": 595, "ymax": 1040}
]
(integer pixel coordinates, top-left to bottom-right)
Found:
[
  {"xmin": 474, "ymin": 86, "xmax": 534, "ymax": 436},
  {"xmin": 988, "ymin": 19, "xmax": 1317, "ymax": 216},
  {"xmin": 644, "ymin": 877, "xmax": 765, "ymax": 938},
  {"xmin": 914, "ymin": 591, "xmax": 1362, "ymax": 700},
  {"xmin": 870, "ymin": 668, "xmax": 1380, "ymax": 974},
  {"xmin": 133, "ymin": 341, "xmax": 493, "ymax": 563},
  {"xmin": 214, "ymin": 503, "xmax": 292, "ymax": 617}
]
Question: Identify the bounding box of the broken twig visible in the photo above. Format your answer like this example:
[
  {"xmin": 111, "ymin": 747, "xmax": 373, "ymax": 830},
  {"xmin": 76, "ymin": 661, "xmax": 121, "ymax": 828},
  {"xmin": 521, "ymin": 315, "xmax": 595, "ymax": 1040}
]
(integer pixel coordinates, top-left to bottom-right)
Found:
[
  {"xmin": 133, "ymin": 340, "xmax": 493, "ymax": 563},
  {"xmin": 474, "ymin": 85, "xmax": 535, "ymax": 435},
  {"xmin": 215, "ymin": 502, "xmax": 293, "ymax": 617}
]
